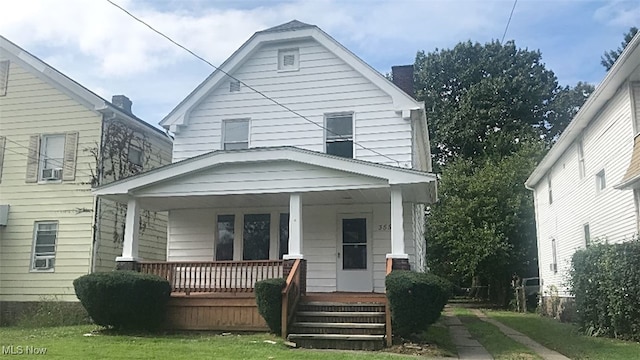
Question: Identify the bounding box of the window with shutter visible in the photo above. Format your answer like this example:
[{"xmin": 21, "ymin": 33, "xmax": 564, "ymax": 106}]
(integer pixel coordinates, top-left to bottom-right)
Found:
[
  {"xmin": 278, "ymin": 49, "xmax": 299, "ymax": 71},
  {"xmin": 0, "ymin": 60, "xmax": 9, "ymax": 96},
  {"xmin": 25, "ymin": 132, "xmax": 78, "ymax": 183}
]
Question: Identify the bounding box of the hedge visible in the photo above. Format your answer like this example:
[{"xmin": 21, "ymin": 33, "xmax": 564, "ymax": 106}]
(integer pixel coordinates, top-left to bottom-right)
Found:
[
  {"xmin": 385, "ymin": 271, "xmax": 452, "ymax": 337},
  {"xmin": 569, "ymin": 240, "xmax": 640, "ymax": 340},
  {"xmin": 73, "ymin": 271, "xmax": 171, "ymax": 331},
  {"xmin": 255, "ymin": 278, "xmax": 286, "ymax": 334}
]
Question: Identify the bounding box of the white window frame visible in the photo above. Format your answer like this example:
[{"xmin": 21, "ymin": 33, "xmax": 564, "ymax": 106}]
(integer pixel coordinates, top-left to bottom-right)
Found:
[
  {"xmin": 39, "ymin": 134, "xmax": 65, "ymax": 182},
  {"xmin": 577, "ymin": 138, "xmax": 585, "ymax": 179},
  {"xmin": 596, "ymin": 169, "xmax": 606, "ymax": 192},
  {"xmin": 547, "ymin": 175, "xmax": 553, "ymax": 205},
  {"xmin": 127, "ymin": 144, "xmax": 144, "ymax": 167},
  {"xmin": 277, "ymin": 48, "xmax": 299, "ymax": 71},
  {"xmin": 324, "ymin": 112, "xmax": 355, "ymax": 159},
  {"xmin": 550, "ymin": 237, "xmax": 558, "ymax": 274},
  {"xmin": 31, "ymin": 221, "xmax": 58, "ymax": 272},
  {"xmin": 0, "ymin": 60, "xmax": 9, "ymax": 96},
  {"xmin": 221, "ymin": 119, "xmax": 250, "ymax": 150},
  {"xmin": 583, "ymin": 223, "xmax": 591, "ymax": 247}
]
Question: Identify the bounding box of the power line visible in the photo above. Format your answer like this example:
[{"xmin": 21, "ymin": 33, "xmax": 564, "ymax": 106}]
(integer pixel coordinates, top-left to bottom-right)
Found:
[
  {"xmin": 501, "ymin": 0, "xmax": 518, "ymax": 43},
  {"xmin": 105, "ymin": 0, "xmax": 402, "ymax": 166}
]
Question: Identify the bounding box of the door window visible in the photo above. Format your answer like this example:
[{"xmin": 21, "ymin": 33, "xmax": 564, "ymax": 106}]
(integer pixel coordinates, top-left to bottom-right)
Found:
[{"xmin": 342, "ymin": 218, "xmax": 367, "ymax": 269}]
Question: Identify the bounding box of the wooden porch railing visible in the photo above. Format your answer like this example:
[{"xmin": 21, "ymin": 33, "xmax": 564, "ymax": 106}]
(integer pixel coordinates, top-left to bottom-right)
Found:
[
  {"xmin": 281, "ymin": 259, "xmax": 302, "ymax": 338},
  {"xmin": 138, "ymin": 260, "xmax": 285, "ymax": 294},
  {"xmin": 385, "ymin": 257, "xmax": 393, "ymax": 347}
]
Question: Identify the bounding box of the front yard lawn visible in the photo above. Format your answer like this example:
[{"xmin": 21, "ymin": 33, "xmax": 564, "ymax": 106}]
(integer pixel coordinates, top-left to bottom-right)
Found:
[
  {"xmin": 486, "ymin": 311, "xmax": 640, "ymax": 360},
  {"xmin": 0, "ymin": 326, "xmax": 415, "ymax": 360}
]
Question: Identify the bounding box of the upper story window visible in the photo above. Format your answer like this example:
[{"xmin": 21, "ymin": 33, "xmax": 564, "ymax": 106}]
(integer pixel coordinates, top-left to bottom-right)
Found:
[
  {"xmin": 583, "ymin": 223, "xmax": 591, "ymax": 247},
  {"xmin": 325, "ymin": 113, "xmax": 353, "ymax": 158},
  {"xmin": 547, "ymin": 175, "xmax": 553, "ymax": 205},
  {"xmin": 278, "ymin": 49, "xmax": 299, "ymax": 71},
  {"xmin": 25, "ymin": 132, "xmax": 78, "ymax": 183},
  {"xmin": 222, "ymin": 119, "xmax": 249, "ymax": 150},
  {"xmin": 128, "ymin": 144, "xmax": 144, "ymax": 167},
  {"xmin": 0, "ymin": 60, "xmax": 9, "ymax": 96},
  {"xmin": 0, "ymin": 136, "xmax": 5, "ymax": 183},
  {"xmin": 596, "ymin": 169, "xmax": 606, "ymax": 192},
  {"xmin": 32, "ymin": 221, "xmax": 58, "ymax": 272},
  {"xmin": 577, "ymin": 139, "xmax": 585, "ymax": 179}
]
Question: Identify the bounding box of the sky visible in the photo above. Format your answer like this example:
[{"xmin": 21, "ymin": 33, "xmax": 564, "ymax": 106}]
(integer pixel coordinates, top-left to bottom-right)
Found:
[{"xmin": 1, "ymin": 0, "xmax": 638, "ymax": 126}]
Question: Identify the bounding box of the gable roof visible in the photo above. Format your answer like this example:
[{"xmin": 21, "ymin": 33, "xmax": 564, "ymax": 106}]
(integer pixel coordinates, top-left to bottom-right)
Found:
[
  {"xmin": 525, "ymin": 33, "xmax": 640, "ymax": 189},
  {"xmin": 93, "ymin": 146, "xmax": 436, "ymax": 199},
  {"xmin": 159, "ymin": 20, "xmax": 423, "ymax": 132},
  {"xmin": 0, "ymin": 36, "xmax": 171, "ymax": 143}
]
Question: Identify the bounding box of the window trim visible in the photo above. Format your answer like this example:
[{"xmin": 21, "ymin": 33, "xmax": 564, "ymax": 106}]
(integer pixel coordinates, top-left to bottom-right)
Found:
[
  {"xmin": 324, "ymin": 112, "xmax": 355, "ymax": 159},
  {"xmin": 577, "ymin": 138, "xmax": 585, "ymax": 179},
  {"xmin": 277, "ymin": 48, "xmax": 299, "ymax": 72},
  {"xmin": 583, "ymin": 223, "xmax": 591, "ymax": 247},
  {"xmin": 596, "ymin": 169, "xmax": 606, "ymax": 192},
  {"xmin": 0, "ymin": 60, "xmax": 9, "ymax": 96},
  {"xmin": 550, "ymin": 237, "xmax": 558, "ymax": 274},
  {"xmin": 221, "ymin": 119, "xmax": 250, "ymax": 150},
  {"xmin": 31, "ymin": 221, "xmax": 58, "ymax": 272},
  {"xmin": 127, "ymin": 144, "xmax": 144, "ymax": 167},
  {"xmin": 547, "ymin": 174, "xmax": 553, "ymax": 205},
  {"xmin": 39, "ymin": 134, "xmax": 66, "ymax": 183}
]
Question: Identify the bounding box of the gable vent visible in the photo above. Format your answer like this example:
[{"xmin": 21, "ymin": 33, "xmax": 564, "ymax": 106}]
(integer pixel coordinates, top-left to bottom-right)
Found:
[
  {"xmin": 283, "ymin": 54, "xmax": 296, "ymax": 67},
  {"xmin": 230, "ymin": 80, "xmax": 240, "ymax": 92}
]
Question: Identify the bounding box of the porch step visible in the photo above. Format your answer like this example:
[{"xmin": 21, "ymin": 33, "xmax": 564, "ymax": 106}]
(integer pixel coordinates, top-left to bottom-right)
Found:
[
  {"xmin": 289, "ymin": 300, "xmax": 387, "ymax": 350},
  {"xmin": 287, "ymin": 334, "xmax": 385, "ymax": 350},
  {"xmin": 291, "ymin": 322, "xmax": 384, "ymax": 335}
]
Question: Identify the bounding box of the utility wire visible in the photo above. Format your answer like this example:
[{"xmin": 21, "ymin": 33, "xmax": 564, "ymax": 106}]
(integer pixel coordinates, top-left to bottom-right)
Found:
[
  {"xmin": 105, "ymin": 0, "xmax": 402, "ymax": 166},
  {"xmin": 501, "ymin": 0, "xmax": 518, "ymax": 43}
]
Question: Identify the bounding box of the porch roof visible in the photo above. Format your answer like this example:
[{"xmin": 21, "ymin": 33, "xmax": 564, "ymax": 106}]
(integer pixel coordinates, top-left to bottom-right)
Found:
[{"xmin": 93, "ymin": 147, "xmax": 437, "ymax": 210}]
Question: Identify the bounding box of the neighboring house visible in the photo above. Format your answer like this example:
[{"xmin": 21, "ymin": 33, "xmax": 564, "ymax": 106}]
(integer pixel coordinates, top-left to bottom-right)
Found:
[
  {"xmin": 525, "ymin": 33, "xmax": 640, "ymax": 315},
  {"xmin": 0, "ymin": 36, "xmax": 172, "ymax": 324},
  {"xmin": 93, "ymin": 20, "xmax": 436, "ymax": 347}
]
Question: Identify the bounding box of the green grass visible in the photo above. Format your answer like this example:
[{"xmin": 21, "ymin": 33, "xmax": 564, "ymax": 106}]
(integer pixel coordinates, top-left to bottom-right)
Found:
[
  {"xmin": 486, "ymin": 310, "xmax": 640, "ymax": 360},
  {"xmin": 454, "ymin": 308, "xmax": 541, "ymax": 360},
  {"xmin": 421, "ymin": 321, "xmax": 457, "ymax": 357},
  {"xmin": 0, "ymin": 326, "xmax": 416, "ymax": 360}
]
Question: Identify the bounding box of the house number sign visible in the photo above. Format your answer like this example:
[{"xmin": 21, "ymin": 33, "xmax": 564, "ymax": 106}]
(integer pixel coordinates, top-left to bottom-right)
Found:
[{"xmin": 378, "ymin": 224, "xmax": 391, "ymax": 231}]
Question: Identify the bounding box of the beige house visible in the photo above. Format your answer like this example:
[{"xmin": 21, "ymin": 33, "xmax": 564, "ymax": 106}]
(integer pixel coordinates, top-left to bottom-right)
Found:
[{"xmin": 0, "ymin": 36, "xmax": 172, "ymax": 324}]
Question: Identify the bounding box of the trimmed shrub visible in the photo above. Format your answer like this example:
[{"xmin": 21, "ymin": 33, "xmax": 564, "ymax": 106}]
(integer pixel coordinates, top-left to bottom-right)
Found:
[
  {"xmin": 255, "ymin": 278, "xmax": 286, "ymax": 334},
  {"xmin": 569, "ymin": 240, "xmax": 640, "ymax": 340},
  {"xmin": 73, "ymin": 271, "xmax": 171, "ymax": 331},
  {"xmin": 386, "ymin": 271, "xmax": 452, "ymax": 337}
]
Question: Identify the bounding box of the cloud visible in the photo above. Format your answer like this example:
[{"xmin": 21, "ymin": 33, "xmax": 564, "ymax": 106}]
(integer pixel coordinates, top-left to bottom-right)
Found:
[{"xmin": 593, "ymin": 0, "xmax": 640, "ymax": 27}]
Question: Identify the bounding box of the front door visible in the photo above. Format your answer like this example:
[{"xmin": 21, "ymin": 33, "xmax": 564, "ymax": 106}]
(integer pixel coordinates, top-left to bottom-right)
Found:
[{"xmin": 336, "ymin": 216, "xmax": 373, "ymax": 292}]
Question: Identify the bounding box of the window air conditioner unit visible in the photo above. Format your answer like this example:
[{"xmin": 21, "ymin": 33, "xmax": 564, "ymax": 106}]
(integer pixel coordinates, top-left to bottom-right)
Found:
[
  {"xmin": 34, "ymin": 256, "xmax": 54, "ymax": 270},
  {"xmin": 42, "ymin": 168, "xmax": 62, "ymax": 180},
  {"xmin": 549, "ymin": 263, "xmax": 557, "ymax": 272}
]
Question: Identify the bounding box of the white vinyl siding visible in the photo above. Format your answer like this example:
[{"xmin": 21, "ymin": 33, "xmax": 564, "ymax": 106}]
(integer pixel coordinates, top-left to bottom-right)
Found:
[
  {"xmin": 173, "ymin": 39, "xmax": 412, "ymax": 167},
  {"xmin": 167, "ymin": 202, "xmax": 418, "ymax": 293},
  {"xmin": 533, "ymin": 85, "xmax": 636, "ymax": 297}
]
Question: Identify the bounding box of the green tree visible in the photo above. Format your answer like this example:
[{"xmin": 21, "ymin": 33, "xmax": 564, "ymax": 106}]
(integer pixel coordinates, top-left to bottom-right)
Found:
[
  {"xmin": 426, "ymin": 143, "xmax": 544, "ymax": 304},
  {"xmin": 601, "ymin": 27, "xmax": 639, "ymax": 71}
]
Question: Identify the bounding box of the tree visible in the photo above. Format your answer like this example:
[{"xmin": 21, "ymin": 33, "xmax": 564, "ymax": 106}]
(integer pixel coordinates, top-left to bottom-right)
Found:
[
  {"xmin": 546, "ymin": 82, "xmax": 594, "ymax": 142},
  {"xmin": 601, "ymin": 27, "xmax": 639, "ymax": 71},
  {"xmin": 426, "ymin": 143, "xmax": 544, "ymax": 304}
]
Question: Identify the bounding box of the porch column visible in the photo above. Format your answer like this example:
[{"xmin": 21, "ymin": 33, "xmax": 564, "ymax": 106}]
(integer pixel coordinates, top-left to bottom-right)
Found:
[
  {"xmin": 387, "ymin": 185, "xmax": 408, "ymax": 260},
  {"xmin": 116, "ymin": 197, "xmax": 140, "ymax": 269},
  {"xmin": 284, "ymin": 193, "xmax": 303, "ymax": 259}
]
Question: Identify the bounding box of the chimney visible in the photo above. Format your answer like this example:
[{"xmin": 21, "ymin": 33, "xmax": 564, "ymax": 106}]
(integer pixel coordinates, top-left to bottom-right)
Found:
[
  {"xmin": 391, "ymin": 65, "xmax": 414, "ymax": 98},
  {"xmin": 112, "ymin": 95, "xmax": 133, "ymax": 114}
]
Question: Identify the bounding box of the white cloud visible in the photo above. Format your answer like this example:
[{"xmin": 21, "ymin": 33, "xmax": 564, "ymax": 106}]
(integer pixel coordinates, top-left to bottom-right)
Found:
[{"xmin": 594, "ymin": 0, "xmax": 640, "ymax": 27}]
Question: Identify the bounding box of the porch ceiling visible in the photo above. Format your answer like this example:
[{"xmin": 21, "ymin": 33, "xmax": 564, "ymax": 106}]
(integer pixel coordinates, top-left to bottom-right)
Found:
[{"xmin": 136, "ymin": 188, "xmax": 395, "ymax": 212}]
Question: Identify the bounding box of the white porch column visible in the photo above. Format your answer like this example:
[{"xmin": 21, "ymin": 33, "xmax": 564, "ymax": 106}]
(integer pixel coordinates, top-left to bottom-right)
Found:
[
  {"xmin": 284, "ymin": 193, "xmax": 304, "ymax": 259},
  {"xmin": 116, "ymin": 197, "xmax": 140, "ymax": 262},
  {"xmin": 387, "ymin": 185, "xmax": 408, "ymax": 259}
]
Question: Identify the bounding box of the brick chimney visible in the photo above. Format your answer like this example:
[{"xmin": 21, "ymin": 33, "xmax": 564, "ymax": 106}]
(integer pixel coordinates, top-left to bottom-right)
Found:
[
  {"xmin": 391, "ymin": 65, "xmax": 414, "ymax": 98},
  {"xmin": 112, "ymin": 95, "xmax": 133, "ymax": 114}
]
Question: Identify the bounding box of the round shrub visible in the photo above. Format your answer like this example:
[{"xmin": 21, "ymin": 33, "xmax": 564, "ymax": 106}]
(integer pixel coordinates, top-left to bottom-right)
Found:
[
  {"xmin": 385, "ymin": 271, "xmax": 452, "ymax": 337},
  {"xmin": 255, "ymin": 278, "xmax": 286, "ymax": 334},
  {"xmin": 73, "ymin": 271, "xmax": 171, "ymax": 331}
]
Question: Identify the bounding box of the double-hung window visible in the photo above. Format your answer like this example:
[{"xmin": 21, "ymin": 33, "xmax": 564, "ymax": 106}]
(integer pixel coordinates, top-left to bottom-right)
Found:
[
  {"xmin": 222, "ymin": 119, "xmax": 249, "ymax": 150},
  {"xmin": 40, "ymin": 135, "xmax": 65, "ymax": 181},
  {"xmin": 325, "ymin": 113, "xmax": 354, "ymax": 158},
  {"xmin": 32, "ymin": 221, "xmax": 58, "ymax": 271}
]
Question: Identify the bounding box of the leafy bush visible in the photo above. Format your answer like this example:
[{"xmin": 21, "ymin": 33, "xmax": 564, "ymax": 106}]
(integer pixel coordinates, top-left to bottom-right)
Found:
[
  {"xmin": 255, "ymin": 278, "xmax": 286, "ymax": 334},
  {"xmin": 569, "ymin": 240, "xmax": 640, "ymax": 340},
  {"xmin": 73, "ymin": 271, "xmax": 171, "ymax": 331},
  {"xmin": 385, "ymin": 271, "xmax": 452, "ymax": 337}
]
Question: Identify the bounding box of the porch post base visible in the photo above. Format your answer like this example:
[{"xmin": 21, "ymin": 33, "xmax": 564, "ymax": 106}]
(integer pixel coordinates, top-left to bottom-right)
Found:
[
  {"xmin": 283, "ymin": 258, "xmax": 307, "ymax": 295},
  {"xmin": 115, "ymin": 257, "xmax": 140, "ymax": 271},
  {"xmin": 385, "ymin": 254, "xmax": 411, "ymax": 271}
]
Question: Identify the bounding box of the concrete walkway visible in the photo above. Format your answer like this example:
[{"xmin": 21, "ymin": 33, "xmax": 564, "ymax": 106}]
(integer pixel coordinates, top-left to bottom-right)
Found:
[
  {"xmin": 443, "ymin": 307, "xmax": 493, "ymax": 359},
  {"xmin": 470, "ymin": 309, "xmax": 570, "ymax": 360}
]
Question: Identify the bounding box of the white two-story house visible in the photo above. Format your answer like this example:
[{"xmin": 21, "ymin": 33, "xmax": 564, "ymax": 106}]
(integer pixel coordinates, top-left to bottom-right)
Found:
[
  {"xmin": 93, "ymin": 21, "xmax": 436, "ymax": 346},
  {"xmin": 525, "ymin": 33, "xmax": 640, "ymax": 316}
]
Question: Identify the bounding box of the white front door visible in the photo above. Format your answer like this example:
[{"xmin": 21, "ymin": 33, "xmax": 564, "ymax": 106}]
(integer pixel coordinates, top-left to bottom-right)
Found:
[{"xmin": 336, "ymin": 215, "xmax": 373, "ymax": 292}]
